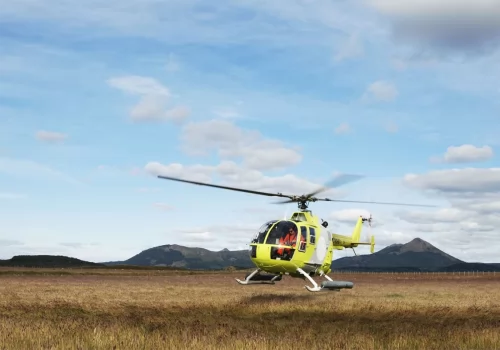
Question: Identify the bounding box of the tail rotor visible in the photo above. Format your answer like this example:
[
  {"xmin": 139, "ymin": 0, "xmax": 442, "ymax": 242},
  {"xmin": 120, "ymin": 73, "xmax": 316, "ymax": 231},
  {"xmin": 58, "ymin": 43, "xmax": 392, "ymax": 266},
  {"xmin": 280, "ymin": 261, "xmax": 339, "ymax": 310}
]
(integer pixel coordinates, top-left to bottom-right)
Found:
[{"xmin": 361, "ymin": 214, "xmax": 375, "ymax": 253}]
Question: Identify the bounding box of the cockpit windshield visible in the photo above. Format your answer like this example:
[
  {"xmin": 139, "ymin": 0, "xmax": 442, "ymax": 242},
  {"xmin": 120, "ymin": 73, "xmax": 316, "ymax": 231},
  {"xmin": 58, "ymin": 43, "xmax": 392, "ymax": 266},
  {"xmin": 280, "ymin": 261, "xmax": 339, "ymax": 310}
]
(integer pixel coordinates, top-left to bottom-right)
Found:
[
  {"xmin": 251, "ymin": 220, "xmax": 277, "ymax": 244},
  {"xmin": 265, "ymin": 220, "xmax": 299, "ymax": 245}
]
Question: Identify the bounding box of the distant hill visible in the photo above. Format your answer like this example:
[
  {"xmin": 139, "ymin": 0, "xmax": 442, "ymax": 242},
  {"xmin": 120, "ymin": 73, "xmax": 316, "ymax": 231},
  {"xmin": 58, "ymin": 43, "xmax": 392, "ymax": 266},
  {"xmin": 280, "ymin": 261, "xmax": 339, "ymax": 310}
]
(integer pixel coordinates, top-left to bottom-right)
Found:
[
  {"xmin": 330, "ymin": 238, "xmax": 499, "ymax": 272},
  {"xmin": 106, "ymin": 238, "xmax": 499, "ymax": 272},
  {"xmin": 104, "ymin": 244, "xmax": 254, "ymax": 270},
  {"xmin": 2, "ymin": 238, "xmax": 498, "ymax": 272},
  {"xmin": 439, "ymin": 262, "xmax": 500, "ymax": 272},
  {"xmin": 0, "ymin": 255, "xmax": 105, "ymax": 268}
]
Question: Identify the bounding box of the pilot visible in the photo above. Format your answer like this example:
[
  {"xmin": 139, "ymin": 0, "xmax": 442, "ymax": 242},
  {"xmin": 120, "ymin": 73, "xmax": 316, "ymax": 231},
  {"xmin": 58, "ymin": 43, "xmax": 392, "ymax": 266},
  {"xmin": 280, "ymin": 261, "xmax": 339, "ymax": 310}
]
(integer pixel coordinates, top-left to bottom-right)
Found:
[{"xmin": 277, "ymin": 226, "xmax": 305, "ymax": 257}]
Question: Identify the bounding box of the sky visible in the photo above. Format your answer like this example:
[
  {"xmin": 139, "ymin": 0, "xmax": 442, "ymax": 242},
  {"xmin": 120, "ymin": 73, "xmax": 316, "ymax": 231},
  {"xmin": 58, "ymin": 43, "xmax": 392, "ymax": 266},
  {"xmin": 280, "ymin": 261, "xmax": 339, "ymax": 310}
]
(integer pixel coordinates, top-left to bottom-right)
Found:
[{"xmin": 1, "ymin": 0, "xmax": 499, "ymax": 263}]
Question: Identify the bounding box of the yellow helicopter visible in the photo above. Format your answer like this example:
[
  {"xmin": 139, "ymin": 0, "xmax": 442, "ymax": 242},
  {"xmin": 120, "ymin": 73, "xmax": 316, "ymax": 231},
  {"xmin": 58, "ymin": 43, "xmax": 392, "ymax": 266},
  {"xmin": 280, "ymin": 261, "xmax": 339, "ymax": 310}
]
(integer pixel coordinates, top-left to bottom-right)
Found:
[{"xmin": 157, "ymin": 174, "xmax": 434, "ymax": 292}]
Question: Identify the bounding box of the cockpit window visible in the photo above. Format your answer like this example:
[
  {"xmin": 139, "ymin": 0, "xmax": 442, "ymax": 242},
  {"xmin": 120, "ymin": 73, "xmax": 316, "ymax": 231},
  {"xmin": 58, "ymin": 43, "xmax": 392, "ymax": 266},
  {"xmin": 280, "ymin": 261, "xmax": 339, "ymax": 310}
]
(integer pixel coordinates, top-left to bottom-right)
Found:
[
  {"xmin": 291, "ymin": 212, "xmax": 307, "ymax": 222},
  {"xmin": 265, "ymin": 221, "xmax": 299, "ymax": 245},
  {"xmin": 252, "ymin": 220, "xmax": 277, "ymax": 244}
]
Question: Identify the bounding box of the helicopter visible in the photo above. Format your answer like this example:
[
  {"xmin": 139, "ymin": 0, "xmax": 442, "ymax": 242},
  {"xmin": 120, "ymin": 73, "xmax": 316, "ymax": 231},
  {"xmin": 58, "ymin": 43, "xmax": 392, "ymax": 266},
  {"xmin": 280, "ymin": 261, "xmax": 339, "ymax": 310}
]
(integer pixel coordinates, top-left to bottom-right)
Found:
[{"xmin": 156, "ymin": 174, "xmax": 435, "ymax": 292}]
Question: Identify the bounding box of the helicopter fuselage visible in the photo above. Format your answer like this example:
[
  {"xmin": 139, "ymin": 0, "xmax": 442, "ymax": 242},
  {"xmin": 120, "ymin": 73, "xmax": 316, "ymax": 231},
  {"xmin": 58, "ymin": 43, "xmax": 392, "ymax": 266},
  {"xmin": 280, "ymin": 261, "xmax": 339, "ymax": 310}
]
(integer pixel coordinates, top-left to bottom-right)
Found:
[{"xmin": 248, "ymin": 210, "xmax": 337, "ymax": 277}]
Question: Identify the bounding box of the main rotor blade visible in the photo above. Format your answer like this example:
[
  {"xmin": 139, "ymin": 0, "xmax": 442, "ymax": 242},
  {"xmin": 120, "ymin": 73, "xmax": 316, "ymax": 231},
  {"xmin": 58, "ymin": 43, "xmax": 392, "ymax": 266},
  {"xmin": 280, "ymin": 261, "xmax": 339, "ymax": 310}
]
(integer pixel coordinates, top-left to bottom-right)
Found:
[
  {"xmin": 273, "ymin": 199, "xmax": 295, "ymax": 204},
  {"xmin": 157, "ymin": 175, "xmax": 292, "ymax": 199},
  {"xmin": 306, "ymin": 173, "xmax": 365, "ymax": 197},
  {"xmin": 316, "ymin": 198, "xmax": 436, "ymax": 207}
]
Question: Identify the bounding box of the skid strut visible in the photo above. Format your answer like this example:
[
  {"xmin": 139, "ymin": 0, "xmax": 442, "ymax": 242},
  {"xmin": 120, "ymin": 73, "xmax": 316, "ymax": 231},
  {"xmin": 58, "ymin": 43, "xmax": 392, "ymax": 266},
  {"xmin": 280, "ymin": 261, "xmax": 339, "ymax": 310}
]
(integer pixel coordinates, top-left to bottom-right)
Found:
[
  {"xmin": 235, "ymin": 269, "xmax": 282, "ymax": 285},
  {"xmin": 297, "ymin": 268, "xmax": 354, "ymax": 292}
]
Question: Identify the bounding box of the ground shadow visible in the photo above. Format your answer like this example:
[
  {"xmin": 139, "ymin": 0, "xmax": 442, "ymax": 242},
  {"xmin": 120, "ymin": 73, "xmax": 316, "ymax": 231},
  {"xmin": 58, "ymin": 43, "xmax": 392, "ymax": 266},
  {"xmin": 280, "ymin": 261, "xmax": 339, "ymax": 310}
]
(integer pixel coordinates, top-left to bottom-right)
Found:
[{"xmin": 240, "ymin": 293, "xmax": 317, "ymax": 304}]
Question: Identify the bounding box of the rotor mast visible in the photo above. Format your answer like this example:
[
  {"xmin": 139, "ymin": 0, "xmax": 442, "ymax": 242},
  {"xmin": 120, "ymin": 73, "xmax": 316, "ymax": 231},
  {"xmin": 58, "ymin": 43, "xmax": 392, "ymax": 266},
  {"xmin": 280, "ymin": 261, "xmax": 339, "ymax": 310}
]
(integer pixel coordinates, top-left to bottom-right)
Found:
[{"xmin": 298, "ymin": 200, "xmax": 309, "ymax": 211}]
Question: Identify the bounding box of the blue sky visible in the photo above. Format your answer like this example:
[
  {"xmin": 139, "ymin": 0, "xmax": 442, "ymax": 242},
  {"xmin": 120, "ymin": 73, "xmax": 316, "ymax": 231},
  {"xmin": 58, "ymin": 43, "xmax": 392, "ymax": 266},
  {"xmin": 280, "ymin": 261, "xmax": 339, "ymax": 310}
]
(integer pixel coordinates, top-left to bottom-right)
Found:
[{"xmin": 1, "ymin": 0, "xmax": 500, "ymax": 263}]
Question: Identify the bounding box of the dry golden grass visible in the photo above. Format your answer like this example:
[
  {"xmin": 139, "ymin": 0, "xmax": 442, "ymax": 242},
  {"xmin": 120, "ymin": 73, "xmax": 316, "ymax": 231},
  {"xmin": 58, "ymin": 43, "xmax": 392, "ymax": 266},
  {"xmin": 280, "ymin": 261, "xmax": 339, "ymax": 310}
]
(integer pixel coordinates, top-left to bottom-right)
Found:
[{"xmin": 1, "ymin": 268, "xmax": 499, "ymax": 349}]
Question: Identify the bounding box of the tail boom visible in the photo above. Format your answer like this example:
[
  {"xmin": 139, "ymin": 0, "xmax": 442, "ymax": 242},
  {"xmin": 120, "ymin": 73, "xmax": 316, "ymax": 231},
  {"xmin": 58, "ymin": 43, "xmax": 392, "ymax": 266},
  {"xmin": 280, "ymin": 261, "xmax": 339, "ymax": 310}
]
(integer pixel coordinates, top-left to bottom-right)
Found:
[{"xmin": 331, "ymin": 215, "xmax": 375, "ymax": 253}]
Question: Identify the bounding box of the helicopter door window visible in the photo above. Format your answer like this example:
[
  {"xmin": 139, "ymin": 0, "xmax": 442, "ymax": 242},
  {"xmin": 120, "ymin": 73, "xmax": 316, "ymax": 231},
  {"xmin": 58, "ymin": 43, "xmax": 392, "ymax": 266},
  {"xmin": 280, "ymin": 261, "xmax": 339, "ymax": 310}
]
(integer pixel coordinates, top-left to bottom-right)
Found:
[
  {"xmin": 298, "ymin": 226, "xmax": 307, "ymax": 252},
  {"xmin": 310, "ymin": 228, "xmax": 316, "ymax": 244},
  {"xmin": 265, "ymin": 221, "xmax": 297, "ymax": 245}
]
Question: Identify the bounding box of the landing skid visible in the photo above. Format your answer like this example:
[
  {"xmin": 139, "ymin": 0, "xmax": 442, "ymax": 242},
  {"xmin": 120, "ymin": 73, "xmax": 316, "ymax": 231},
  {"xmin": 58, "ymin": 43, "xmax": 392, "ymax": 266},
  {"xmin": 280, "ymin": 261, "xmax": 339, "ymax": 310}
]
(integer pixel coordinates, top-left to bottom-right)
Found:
[
  {"xmin": 297, "ymin": 268, "xmax": 354, "ymax": 292},
  {"xmin": 235, "ymin": 269, "xmax": 282, "ymax": 285}
]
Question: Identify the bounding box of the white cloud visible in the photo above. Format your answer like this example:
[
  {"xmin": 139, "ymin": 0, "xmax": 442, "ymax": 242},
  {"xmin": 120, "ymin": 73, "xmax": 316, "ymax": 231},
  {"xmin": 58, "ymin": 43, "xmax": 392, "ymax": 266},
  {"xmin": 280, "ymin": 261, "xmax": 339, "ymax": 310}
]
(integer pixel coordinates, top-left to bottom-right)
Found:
[
  {"xmin": 431, "ymin": 144, "xmax": 494, "ymax": 163},
  {"xmin": 35, "ymin": 130, "xmax": 68, "ymax": 143},
  {"xmin": 329, "ymin": 208, "xmax": 384, "ymax": 231},
  {"xmin": 0, "ymin": 239, "xmax": 23, "ymax": 246},
  {"xmin": 180, "ymin": 119, "xmax": 302, "ymax": 171},
  {"xmin": 397, "ymin": 207, "xmax": 465, "ymax": 224},
  {"xmin": 334, "ymin": 33, "xmax": 364, "ymax": 62},
  {"xmin": 59, "ymin": 242, "xmax": 99, "ymax": 249},
  {"xmin": 145, "ymin": 162, "xmax": 214, "ymax": 183},
  {"xmin": 329, "ymin": 208, "xmax": 372, "ymax": 225},
  {"xmin": 367, "ymin": 0, "xmax": 500, "ymax": 54},
  {"xmin": 0, "ymin": 0, "xmax": 375, "ymax": 51},
  {"xmin": 107, "ymin": 76, "xmax": 170, "ymax": 96},
  {"xmin": 130, "ymin": 95, "xmax": 190, "ymax": 123},
  {"xmin": 367, "ymin": 0, "xmax": 500, "ymax": 17},
  {"xmin": 334, "ymin": 123, "xmax": 350, "ymax": 134},
  {"xmin": 0, "ymin": 241, "xmax": 141, "ymax": 262},
  {"xmin": 164, "ymin": 106, "xmax": 191, "ymax": 123},
  {"xmin": 403, "ymin": 168, "xmax": 500, "ymax": 194},
  {"xmin": 362, "ymin": 80, "xmax": 398, "ymax": 102},
  {"xmin": 129, "ymin": 95, "xmax": 166, "ymax": 121},
  {"xmin": 397, "ymin": 205, "xmax": 500, "ymax": 244},
  {"xmin": 144, "ymin": 160, "xmax": 344, "ymax": 198},
  {"xmin": 108, "ymin": 75, "xmax": 190, "ymax": 123},
  {"xmin": 397, "ymin": 167, "xmax": 500, "ymax": 260},
  {"xmin": 182, "ymin": 231, "xmax": 214, "ymax": 242},
  {"xmin": 372, "ymin": 230, "xmax": 415, "ymax": 248},
  {"xmin": 175, "ymin": 223, "xmax": 267, "ymax": 246},
  {"xmin": 458, "ymin": 200, "xmax": 500, "ymax": 215},
  {"xmin": 153, "ymin": 202, "xmax": 175, "ymax": 211}
]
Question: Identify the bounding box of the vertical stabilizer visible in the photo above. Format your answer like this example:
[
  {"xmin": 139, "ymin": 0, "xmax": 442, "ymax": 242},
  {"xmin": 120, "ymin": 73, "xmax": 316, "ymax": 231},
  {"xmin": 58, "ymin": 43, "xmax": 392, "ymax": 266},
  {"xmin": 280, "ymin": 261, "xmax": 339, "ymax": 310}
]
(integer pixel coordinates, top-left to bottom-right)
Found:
[{"xmin": 351, "ymin": 216, "xmax": 363, "ymax": 242}]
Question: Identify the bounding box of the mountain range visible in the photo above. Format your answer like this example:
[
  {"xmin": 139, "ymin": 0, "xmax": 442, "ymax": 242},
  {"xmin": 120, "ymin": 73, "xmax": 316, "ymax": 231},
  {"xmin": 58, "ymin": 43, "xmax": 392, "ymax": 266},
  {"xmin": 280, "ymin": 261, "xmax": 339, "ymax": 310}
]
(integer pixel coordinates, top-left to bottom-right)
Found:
[{"xmin": 1, "ymin": 238, "xmax": 499, "ymax": 272}]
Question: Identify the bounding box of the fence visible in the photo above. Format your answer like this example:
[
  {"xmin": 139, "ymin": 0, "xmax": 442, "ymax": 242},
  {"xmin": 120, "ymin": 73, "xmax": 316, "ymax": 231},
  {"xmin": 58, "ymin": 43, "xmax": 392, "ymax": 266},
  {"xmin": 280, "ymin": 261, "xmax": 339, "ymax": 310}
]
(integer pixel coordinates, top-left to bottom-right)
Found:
[{"xmin": 330, "ymin": 270, "xmax": 497, "ymax": 276}]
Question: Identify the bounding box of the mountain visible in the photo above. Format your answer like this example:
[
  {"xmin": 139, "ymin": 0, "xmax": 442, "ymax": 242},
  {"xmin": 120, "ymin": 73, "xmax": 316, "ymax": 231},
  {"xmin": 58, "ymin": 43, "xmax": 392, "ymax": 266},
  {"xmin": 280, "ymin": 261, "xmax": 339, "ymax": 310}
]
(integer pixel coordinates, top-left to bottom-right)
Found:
[
  {"xmin": 2, "ymin": 238, "xmax": 498, "ymax": 272},
  {"xmin": 0, "ymin": 255, "xmax": 105, "ymax": 268},
  {"xmin": 107, "ymin": 238, "xmax": 498, "ymax": 272},
  {"xmin": 330, "ymin": 238, "xmax": 464, "ymax": 271},
  {"xmin": 105, "ymin": 244, "xmax": 254, "ymax": 270}
]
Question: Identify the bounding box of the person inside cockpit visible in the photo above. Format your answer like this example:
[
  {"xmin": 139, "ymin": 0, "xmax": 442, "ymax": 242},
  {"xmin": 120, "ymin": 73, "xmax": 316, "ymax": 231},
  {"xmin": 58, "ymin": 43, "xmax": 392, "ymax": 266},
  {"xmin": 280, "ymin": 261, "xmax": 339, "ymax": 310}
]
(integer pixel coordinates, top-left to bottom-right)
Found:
[{"xmin": 277, "ymin": 226, "xmax": 305, "ymax": 257}]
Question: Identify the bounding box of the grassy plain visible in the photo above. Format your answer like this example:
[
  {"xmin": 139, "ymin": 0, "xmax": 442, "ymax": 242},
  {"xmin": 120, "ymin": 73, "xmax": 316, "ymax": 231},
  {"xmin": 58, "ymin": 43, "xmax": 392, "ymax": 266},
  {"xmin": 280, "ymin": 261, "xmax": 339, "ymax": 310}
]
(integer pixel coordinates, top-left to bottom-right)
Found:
[{"xmin": 1, "ymin": 267, "xmax": 499, "ymax": 349}]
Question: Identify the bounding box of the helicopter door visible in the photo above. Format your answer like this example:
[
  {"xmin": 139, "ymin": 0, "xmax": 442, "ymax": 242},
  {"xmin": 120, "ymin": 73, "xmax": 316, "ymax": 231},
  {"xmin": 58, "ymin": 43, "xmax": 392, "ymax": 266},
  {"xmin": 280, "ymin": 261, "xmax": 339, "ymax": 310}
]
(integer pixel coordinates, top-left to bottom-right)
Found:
[
  {"xmin": 266, "ymin": 221, "xmax": 299, "ymax": 261},
  {"xmin": 298, "ymin": 226, "xmax": 307, "ymax": 252}
]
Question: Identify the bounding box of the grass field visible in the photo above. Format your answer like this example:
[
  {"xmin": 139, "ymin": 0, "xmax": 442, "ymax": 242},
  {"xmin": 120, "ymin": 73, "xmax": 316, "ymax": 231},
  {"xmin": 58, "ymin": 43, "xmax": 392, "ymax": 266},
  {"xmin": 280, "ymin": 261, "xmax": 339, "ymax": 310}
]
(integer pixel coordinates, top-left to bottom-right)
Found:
[{"xmin": 1, "ymin": 267, "xmax": 499, "ymax": 349}]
